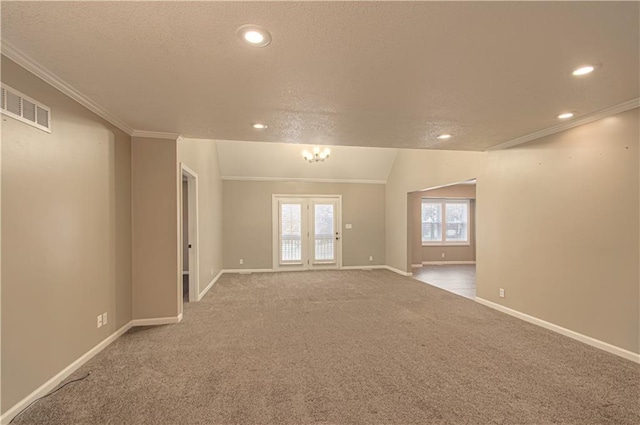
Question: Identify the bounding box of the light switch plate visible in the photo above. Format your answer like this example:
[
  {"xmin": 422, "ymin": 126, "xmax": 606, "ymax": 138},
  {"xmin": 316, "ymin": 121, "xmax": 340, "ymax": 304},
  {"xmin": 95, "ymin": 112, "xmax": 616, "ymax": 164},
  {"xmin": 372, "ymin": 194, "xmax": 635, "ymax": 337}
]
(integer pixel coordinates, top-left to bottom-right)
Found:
[{"xmin": 345, "ymin": 224, "xmax": 352, "ymax": 229}]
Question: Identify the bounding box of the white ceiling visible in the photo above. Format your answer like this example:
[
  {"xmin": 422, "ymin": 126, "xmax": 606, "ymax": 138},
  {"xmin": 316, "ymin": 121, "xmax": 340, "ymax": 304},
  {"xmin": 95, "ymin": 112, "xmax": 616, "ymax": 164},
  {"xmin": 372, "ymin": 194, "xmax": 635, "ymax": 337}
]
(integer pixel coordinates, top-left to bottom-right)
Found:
[
  {"xmin": 2, "ymin": 2, "xmax": 638, "ymax": 151},
  {"xmin": 214, "ymin": 140, "xmax": 397, "ymax": 183}
]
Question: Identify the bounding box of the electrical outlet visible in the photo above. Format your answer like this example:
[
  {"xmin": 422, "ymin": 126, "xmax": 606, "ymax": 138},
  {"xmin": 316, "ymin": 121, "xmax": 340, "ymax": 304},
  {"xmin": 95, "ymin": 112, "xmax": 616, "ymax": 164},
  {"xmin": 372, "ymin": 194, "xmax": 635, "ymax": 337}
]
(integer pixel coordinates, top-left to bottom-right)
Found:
[
  {"xmin": 97, "ymin": 315, "xmax": 102, "ymax": 328},
  {"xmin": 441, "ymin": 253, "xmax": 445, "ymax": 258},
  {"xmin": 102, "ymin": 312, "xmax": 108, "ymax": 325},
  {"xmin": 239, "ymin": 259, "xmax": 244, "ymax": 265},
  {"xmin": 499, "ymin": 288, "xmax": 505, "ymax": 298},
  {"xmin": 345, "ymin": 224, "xmax": 353, "ymax": 229},
  {"xmin": 369, "ymin": 256, "xmax": 373, "ymax": 262}
]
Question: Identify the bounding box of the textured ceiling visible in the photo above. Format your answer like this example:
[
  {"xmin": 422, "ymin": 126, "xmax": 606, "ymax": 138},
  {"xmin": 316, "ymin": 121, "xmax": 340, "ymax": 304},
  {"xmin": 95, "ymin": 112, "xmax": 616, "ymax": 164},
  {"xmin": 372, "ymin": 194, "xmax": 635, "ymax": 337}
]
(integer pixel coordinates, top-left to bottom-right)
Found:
[
  {"xmin": 215, "ymin": 140, "xmax": 397, "ymax": 182},
  {"xmin": 2, "ymin": 1, "xmax": 638, "ymax": 151}
]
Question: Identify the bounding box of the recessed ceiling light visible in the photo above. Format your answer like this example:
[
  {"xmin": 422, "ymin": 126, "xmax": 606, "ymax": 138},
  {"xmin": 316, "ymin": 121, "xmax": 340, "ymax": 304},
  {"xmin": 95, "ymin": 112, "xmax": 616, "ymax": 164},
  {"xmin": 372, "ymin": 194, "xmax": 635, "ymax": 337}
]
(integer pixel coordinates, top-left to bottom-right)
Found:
[
  {"xmin": 558, "ymin": 112, "xmax": 574, "ymax": 119},
  {"xmin": 436, "ymin": 134, "xmax": 452, "ymax": 140},
  {"xmin": 252, "ymin": 123, "xmax": 268, "ymax": 129},
  {"xmin": 572, "ymin": 65, "xmax": 595, "ymax": 76},
  {"xmin": 237, "ymin": 25, "xmax": 272, "ymax": 47}
]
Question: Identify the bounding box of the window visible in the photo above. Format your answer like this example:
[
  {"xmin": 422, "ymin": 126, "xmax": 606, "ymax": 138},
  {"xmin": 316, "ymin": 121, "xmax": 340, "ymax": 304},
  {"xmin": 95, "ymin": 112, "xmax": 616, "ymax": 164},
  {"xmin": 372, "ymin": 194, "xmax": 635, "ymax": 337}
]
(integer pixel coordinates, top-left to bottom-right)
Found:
[{"xmin": 421, "ymin": 199, "xmax": 470, "ymax": 245}]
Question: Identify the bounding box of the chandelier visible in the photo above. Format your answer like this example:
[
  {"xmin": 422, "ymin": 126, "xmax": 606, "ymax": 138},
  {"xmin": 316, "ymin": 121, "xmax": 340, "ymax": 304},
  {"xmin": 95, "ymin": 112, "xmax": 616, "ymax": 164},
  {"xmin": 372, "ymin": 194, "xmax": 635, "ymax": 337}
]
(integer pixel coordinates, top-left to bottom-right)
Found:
[{"xmin": 302, "ymin": 146, "xmax": 331, "ymax": 163}]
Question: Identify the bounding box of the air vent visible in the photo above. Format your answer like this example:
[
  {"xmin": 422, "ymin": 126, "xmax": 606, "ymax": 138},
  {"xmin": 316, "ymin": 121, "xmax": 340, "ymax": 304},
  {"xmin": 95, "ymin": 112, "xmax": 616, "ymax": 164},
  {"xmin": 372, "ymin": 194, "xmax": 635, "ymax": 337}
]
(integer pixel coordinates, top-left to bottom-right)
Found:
[{"xmin": 1, "ymin": 84, "xmax": 51, "ymax": 133}]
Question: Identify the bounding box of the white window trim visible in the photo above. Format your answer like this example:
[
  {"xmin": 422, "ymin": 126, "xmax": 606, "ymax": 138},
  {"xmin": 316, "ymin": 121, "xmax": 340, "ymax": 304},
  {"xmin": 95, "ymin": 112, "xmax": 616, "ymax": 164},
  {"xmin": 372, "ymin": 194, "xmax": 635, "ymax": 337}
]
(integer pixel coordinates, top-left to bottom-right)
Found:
[{"xmin": 421, "ymin": 198, "xmax": 471, "ymax": 247}]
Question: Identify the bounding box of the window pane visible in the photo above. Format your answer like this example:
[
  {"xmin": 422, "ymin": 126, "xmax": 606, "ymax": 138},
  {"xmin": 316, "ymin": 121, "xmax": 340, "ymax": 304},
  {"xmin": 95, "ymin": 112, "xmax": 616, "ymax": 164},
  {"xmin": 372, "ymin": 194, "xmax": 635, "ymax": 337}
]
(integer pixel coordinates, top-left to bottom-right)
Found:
[
  {"xmin": 314, "ymin": 204, "xmax": 334, "ymax": 261},
  {"xmin": 421, "ymin": 201, "xmax": 442, "ymax": 243},
  {"xmin": 281, "ymin": 204, "xmax": 302, "ymax": 262},
  {"xmin": 445, "ymin": 202, "xmax": 468, "ymax": 242}
]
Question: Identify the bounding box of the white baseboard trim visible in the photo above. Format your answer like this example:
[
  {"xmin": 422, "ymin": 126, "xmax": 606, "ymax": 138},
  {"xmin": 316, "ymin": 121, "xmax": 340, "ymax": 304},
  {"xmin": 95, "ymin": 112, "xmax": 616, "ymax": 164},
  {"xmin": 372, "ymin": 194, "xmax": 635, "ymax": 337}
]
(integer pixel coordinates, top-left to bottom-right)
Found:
[
  {"xmin": 223, "ymin": 268, "xmax": 275, "ymax": 274},
  {"xmin": 475, "ymin": 297, "xmax": 640, "ymax": 364},
  {"xmin": 422, "ymin": 261, "xmax": 476, "ymax": 265},
  {"xmin": 411, "ymin": 264, "xmax": 423, "ymax": 268},
  {"xmin": 198, "ymin": 270, "xmax": 223, "ymax": 301},
  {"xmin": 383, "ymin": 266, "xmax": 413, "ymax": 277},
  {"xmin": 221, "ymin": 266, "xmax": 413, "ymax": 277},
  {"xmin": 0, "ymin": 322, "xmax": 133, "ymax": 425},
  {"xmin": 341, "ymin": 265, "xmax": 386, "ymax": 271},
  {"xmin": 130, "ymin": 315, "xmax": 182, "ymax": 327}
]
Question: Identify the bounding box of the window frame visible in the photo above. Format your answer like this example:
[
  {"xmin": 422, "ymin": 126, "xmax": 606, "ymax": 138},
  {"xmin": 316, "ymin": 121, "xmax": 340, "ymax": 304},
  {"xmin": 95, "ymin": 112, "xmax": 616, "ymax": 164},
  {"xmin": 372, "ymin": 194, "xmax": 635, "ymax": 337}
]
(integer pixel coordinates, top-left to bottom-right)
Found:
[{"xmin": 421, "ymin": 198, "xmax": 471, "ymax": 246}]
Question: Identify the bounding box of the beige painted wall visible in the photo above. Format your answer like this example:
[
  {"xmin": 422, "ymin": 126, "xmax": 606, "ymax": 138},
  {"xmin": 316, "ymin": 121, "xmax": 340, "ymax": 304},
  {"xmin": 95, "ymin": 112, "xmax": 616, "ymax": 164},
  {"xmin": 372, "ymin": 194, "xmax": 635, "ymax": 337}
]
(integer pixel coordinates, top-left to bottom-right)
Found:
[
  {"xmin": 132, "ymin": 137, "xmax": 179, "ymax": 320},
  {"xmin": 177, "ymin": 138, "xmax": 224, "ymax": 295},
  {"xmin": 477, "ymin": 108, "xmax": 640, "ymax": 354},
  {"xmin": 1, "ymin": 58, "xmax": 132, "ymax": 412},
  {"xmin": 223, "ymin": 180, "xmax": 385, "ymax": 269},
  {"xmin": 410, "ymin": 184, "xmax": 477, "ymax": 264},
  {"xmin": 385, "ymin": 149, "xmax": 485, "ymax": 272}
]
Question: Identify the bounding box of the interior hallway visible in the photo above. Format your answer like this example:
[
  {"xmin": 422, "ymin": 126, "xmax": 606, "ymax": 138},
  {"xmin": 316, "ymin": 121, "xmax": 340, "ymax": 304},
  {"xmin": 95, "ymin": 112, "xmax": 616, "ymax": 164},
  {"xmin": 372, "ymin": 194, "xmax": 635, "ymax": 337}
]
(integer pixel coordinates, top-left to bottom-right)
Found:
[{"xmin": 412, "ymin": 264, "xmax": 477, "ymax": 299}]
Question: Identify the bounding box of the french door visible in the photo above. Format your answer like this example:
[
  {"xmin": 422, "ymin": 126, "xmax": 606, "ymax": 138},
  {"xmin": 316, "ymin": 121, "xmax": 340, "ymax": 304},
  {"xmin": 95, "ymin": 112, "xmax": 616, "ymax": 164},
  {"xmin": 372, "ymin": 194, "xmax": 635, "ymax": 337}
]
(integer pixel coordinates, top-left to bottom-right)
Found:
[{"xmin": 273, "ymin": 195, "xmax": 342, "ymax": 270}]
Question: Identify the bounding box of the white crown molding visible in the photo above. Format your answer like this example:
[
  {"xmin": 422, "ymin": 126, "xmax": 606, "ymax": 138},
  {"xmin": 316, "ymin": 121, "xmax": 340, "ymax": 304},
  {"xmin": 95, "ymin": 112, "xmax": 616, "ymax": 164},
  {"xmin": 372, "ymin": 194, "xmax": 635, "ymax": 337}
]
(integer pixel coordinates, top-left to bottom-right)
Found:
[
  {"xmin": 222, "ymin": 176, "xmax": 387, "ymax": 184},
  {"xmin": 476, "ymin": 297, "xmax": 640, "ymax": 364},
  {"xmin": 1, "ymin": 40, "xmax": 135, "ymax": 136},
  {"xmin": 488, "ymin": 98, "xmax": 640, "ymax": 151},
  {"xmin": 131, "ymin": 130, "xmax": 181, "ymax": 140}
]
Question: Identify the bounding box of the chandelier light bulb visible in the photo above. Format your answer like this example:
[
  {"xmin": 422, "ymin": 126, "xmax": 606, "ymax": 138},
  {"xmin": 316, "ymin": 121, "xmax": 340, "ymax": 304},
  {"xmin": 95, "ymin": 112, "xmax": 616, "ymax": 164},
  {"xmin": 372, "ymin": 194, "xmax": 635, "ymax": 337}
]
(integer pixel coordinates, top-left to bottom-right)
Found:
[{"xmin": 302, "ymin": 146, "xmax": 331, "ymax": 163}]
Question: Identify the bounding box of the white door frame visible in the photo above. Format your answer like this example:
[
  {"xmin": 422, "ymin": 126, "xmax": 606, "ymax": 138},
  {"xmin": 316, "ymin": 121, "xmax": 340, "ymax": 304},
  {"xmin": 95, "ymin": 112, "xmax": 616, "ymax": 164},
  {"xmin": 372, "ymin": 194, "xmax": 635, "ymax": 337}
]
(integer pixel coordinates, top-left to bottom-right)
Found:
[
  {"xmin": 272, "ymin": 194, "xmax": 342, "ymax": 271},
  {"xmin": 180, "ymin": 163, "xmax": 199, "ymax": 303}
]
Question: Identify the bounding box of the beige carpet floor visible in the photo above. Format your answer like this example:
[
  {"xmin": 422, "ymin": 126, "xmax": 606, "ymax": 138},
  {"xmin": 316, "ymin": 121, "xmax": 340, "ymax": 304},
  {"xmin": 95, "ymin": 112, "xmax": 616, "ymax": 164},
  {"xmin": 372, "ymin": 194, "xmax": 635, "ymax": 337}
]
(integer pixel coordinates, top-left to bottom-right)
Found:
[{"xmin": 12, "ymin": 270, "xmax": 640, "ymax": 424}]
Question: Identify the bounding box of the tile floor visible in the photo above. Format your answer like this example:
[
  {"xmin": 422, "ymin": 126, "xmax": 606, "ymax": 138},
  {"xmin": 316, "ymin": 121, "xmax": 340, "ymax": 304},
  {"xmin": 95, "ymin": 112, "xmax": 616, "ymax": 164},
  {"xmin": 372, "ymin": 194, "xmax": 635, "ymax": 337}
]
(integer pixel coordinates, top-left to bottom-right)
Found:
[{"xmin": 411, "ymin": 264, "xmax": 476, "ymax": 299}]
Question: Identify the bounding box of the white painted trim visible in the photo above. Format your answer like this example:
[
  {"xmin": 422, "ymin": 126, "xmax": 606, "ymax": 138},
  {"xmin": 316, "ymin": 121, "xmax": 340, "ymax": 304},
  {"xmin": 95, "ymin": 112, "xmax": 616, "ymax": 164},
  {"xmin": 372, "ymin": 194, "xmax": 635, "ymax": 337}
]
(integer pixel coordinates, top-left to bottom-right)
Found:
[
  {"xmin": 422, "ymin": 261, "xmax": 476, "ymax": 265},
  {"xmin": 132, "ymin": 130, "xmax": 181, "ymax": 140},
  {"xmin": 383, "ymin": 266, "xmax": 413, "ymax": 277},
  {"xmin": 223, "ymin": 176, "xmax": 387, "ymax": 184},
  {"xmin": 180, "ymin": 163, "xmax": 200, "ymax": 303},
  {"xmin": 0, "ymin": 322, "xmax": 133, "ymax": 425},
  {"xmin": 475, "ymin": 297, "xmax": 640, "ymax": 364},
  {"xmin": 341, "ymin": 265, "xmax": 386, "ymax": 271},
  {"xmin": 487, "ymin": 99, "xmax": 640, "ymax": 151},
  {"xmin": 130, "ymin": 315, "xmax": 182, "ymax": 327},
  {"xmin": 198, "ymin": 270, "xmax": 224, "ymax": 301},
  {"xmin": 223, "ymin": 268, "xmax": 275, "ymax": 274},
  {"xmin": 1, "ymin": 40, "xmax": 134, "ymax": 135},
  {"xmin": 411, "ymin": 264, "xmax": 423, "ymax": 268}
]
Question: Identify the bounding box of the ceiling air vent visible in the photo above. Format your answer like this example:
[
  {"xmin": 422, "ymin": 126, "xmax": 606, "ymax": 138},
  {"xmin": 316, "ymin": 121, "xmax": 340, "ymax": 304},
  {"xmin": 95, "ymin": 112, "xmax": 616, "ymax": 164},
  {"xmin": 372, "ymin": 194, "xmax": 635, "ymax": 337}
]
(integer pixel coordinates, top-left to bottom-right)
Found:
[{"xmin": 1, "ymin": 84, "xmax": 51, "ymax": 133}]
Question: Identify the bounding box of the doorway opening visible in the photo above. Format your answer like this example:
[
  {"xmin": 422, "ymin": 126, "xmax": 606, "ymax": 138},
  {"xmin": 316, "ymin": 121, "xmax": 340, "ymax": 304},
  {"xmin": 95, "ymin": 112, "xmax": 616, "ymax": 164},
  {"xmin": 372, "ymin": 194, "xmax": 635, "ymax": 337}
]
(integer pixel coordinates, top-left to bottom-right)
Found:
[
  {"xmin": 408, "ymin": 179, "xmax": 477, "ymax": 299},
  {"xmin": 180, "ymin": 163, "xmax": 199, "ymax": 306},
  {"xmin": 272, "ymin": 195, "xmax": 342, "ymax": 271}
]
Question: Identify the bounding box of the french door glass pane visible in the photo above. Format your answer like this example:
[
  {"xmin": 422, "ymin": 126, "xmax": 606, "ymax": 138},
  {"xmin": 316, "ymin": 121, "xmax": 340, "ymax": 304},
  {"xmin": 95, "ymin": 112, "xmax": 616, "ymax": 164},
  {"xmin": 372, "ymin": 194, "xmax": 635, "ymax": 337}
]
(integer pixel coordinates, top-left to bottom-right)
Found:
[
  {"xmin": 281, "ymin": 203, "xmax": 302, "ymax": 262},
  {"xmin": 445, "ymin": 202, "xmax": 468, "ymax": 242},
  {"xmin": 422, "ymin": 202, "xmax": 442, "ymax": 242},
  {"xmin": 314, "ymin": 204, "xmax": 334, "ymax": 261}
]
